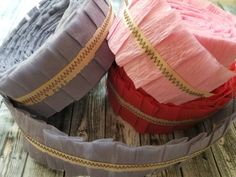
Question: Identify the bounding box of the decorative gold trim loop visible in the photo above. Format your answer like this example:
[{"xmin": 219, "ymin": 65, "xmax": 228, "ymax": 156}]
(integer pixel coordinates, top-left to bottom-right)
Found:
[
  {"xmin": 15, "ymin": 5, "xmax": 114, "ymax": 105},
  {"xmin": 108, "ymin": 81, "xmax": 209, "ymax": 126},
  {"xmin": 22, "ymin": 129, "xmax": 210, "ymax": 172},
  {"xmin": 122, "ymin": 7, "xmax": 213, "ymax": 98}
]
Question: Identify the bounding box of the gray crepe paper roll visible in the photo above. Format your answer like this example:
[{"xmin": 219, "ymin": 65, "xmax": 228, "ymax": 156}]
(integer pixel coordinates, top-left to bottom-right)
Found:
[
  {"xmin": 0, "ymin": 0, "xmax": 115, "ymax": 118},
  {"xmin": 4, "ymin": 96, "xmax": 236, "ymax": 177}
]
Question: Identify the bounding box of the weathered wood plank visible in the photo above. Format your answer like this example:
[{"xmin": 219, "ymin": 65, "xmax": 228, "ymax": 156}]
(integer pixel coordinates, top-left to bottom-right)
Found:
[
  {"xmin": 210, "ymin": 129, "xmax": 236, "ymax": 177},
  {"xmin": 0, "ymin": 102, "xmax": 14, "ymax": 155},
  {"xmin": 61, "ymin": 77, "xmax": 107, "ymax": 177},
  {"xmin": 22, "ymin": 157, "xmax": 64, "ymax": 177},
  {"xmin": 0, "ymin": 102, "xmax": 65, "ymax": 177},
  {"xmin": 69, "ymin": 77, "xmax": 107, "ymax": 140},
  {"xmin": 47, "ymin": 105, "xmax": 74, "ymax": 134},
  {"xmin": 0, "ymin": 128, "xmax": 27, "ymax": 177},
  {"xmin": 84, "ymin": 78, "xmax": 107, "ymax": 141},
  {"xmin": 21, "ymin": 99, "xmax": 75, "ymax": 177},
  {"xmin": 208, "ymin": 99, "xmax": 236, "ymax": 177},
  {"xmin": 0, "ymin": 100, "xmax": 28, "ymax": 177},
  {"xmin": 179, "ymin": 101, "xmax": 234, "ymax": 177},
  {"xmin": 181, "ymin": 150, "xmax": 222, "ymax": 177},
  {"xmin": 147, "ymin": 132, "xmax": 183, "ymax": 177}
]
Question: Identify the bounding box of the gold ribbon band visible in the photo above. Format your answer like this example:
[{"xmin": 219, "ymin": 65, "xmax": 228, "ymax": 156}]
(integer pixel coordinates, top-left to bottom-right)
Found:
[
  {"xmin": 108, "ymin": 81, "xmax": 210, "ymax": 126},
  {"xmin": 122, "ymin": 7, "xmax": 213, "ymax": 98},
  {"xmin": 15, "ymin": 5, "xmax": 114, "ymax": 105}
]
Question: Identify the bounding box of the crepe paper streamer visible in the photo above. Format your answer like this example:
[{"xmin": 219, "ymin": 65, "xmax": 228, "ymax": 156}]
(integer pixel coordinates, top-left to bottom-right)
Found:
[
  {"xmin": 107, "ymin": 0, "xmax": 236, "ymax": 105},
  {"xmin": 0, "ymin": 0, "xmax": 114, "ymax": 117},
  {"xmin": 4, "ymin": 94, "xmax": 236, "ymax": 177},
  {"xmin": 107, "ymin": 63, "xmax": 236, "ymax": 133}
]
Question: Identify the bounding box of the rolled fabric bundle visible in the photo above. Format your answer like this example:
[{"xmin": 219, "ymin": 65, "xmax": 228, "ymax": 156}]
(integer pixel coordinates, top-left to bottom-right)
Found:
[
  {"xmin": 4, "ymin": 95, "xmax": 236, "ymax": 177},
  {"xmin": 107, "ymin": 63, "xmax": 236, "ymax": 133},
  {"xmin": 1, "ymin": 1, "xmax": 236, "ymax": 177},
  {"xmin": 0, "ymin": 0, "xmax": 114, "ymax": 118},
  {"xmin": 168, "ymin": 0, "xmax": 236, "ymax": 66},
  {"xmin": 108, "ymin": 0, "xmax": 236, "ymax": 105}
]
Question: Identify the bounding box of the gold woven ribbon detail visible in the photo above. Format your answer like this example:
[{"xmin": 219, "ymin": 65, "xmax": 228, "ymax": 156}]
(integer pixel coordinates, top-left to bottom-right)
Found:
[
  {"xmin": 15, "ymin": 5, "xmax": 114, "ymax": 105},
  {"xmin": 123, "ymin": 7, "xmax": 213, "ymax": 98},
  {"xmin": 22, "ymin": 129, "xmax": 211, "ymax": 172},
  {"xmin": 108, "ymin": 81, "xmax": 209, "ymax": 126}
]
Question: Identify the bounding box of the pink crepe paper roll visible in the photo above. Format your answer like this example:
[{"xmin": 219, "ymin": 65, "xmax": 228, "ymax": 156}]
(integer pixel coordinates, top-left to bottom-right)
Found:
[
  {"xmin": 168, "ymin": 0, "xmax": 236, "ymax": 66},
  {"xmin": 108, "ymin": 0, "xmax": 236, "ymax": 105}
]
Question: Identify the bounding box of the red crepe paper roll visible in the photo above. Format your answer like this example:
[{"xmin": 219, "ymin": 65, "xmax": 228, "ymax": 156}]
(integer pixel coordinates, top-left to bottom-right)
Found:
[
  {"xmin": 107, "ymin": 63, "xmax": 236, "ymax": 134},
  {"xmin": 108, "ymin": 0, "xmax": 236, "ymax": 105}
]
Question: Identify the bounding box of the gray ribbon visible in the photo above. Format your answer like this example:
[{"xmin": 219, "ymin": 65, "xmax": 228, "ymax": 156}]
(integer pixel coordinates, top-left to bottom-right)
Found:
[
  {"xmin": 0, "ymin": 0, "xmax": 114, "ymax": 117},
  {"xmin": 4, "ymin": 97, "xmax": 236, "ymax": 177}
]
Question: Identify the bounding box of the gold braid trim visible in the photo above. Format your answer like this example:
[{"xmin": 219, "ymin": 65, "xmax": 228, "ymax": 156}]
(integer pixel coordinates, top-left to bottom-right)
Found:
[
  {"xmin": 22, "ymin": 129, "xmax": 213, "ymax": 172},
  {"xmin": 123, "ymin": 7, "xmax": 213, "ymax": 98},
  {"xmin": 124, "ymin": 0, "xmax": 129, "ymax": 5},
  {"xmin": 15, "ymin": 5, "xmax": 114, "ymax": 105},
  {"xmin": 108, "ymin": 81, "xmax": 210, "ymax": 126}
]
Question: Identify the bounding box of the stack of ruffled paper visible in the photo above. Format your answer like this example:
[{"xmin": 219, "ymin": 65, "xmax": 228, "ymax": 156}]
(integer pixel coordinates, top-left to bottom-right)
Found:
[{"xmin": 107, "ymin": 0, "xmax": 236, "ymax": 133}]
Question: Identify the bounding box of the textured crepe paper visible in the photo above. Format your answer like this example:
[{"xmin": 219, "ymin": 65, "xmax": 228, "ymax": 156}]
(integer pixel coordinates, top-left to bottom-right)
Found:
[
  {"xmin": 168, "ymin": 0, "xmax": 236, "ymax": 66},
  {"xmin": 6, "ymin": 98, "xmax": 236, "ymax": 177},
  {"xmin": 107, "ymin": 63, "xmax": 236, "ymax": 133},
  {"xmin": 108, "ymin": 0, "xmax": 236, "ymax": 105},
  {"xmin": 0, "ymin": 0, "xmax": 114, "ymax": 117}
]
